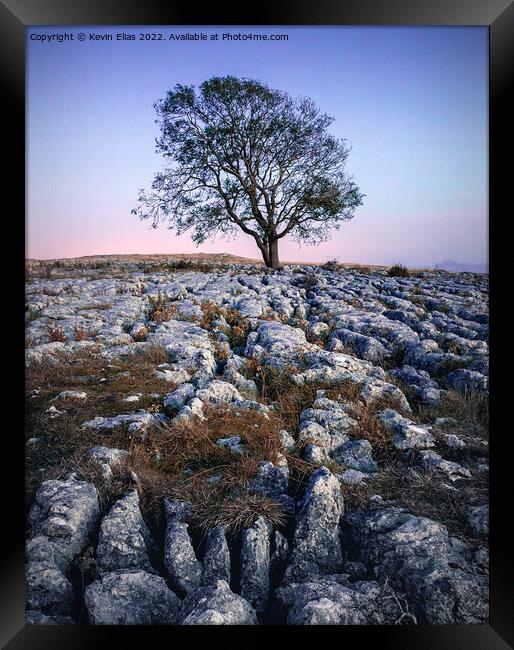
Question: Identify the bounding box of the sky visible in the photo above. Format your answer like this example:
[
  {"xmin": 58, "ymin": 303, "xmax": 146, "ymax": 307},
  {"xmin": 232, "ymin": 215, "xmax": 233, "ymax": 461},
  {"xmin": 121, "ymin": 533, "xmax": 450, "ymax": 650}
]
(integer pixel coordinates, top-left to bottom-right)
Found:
[{"xmin": 27, "ymin": 26, "xmax": 488, "ymax": 268}]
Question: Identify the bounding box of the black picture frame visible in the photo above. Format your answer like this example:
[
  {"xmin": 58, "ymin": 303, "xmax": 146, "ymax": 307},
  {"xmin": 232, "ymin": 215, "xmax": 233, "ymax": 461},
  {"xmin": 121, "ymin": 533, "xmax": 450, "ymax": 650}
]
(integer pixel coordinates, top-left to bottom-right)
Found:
[{"xmin": 4, "ymin": 0, "xmax": 512, "ymax": 646}]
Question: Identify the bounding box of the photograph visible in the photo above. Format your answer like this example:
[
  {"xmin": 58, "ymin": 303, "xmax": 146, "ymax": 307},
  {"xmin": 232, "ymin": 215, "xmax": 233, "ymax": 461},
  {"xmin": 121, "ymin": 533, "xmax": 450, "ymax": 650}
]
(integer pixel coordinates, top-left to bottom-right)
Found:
[{"xmin": 24, "ymin": 24, "xmax": 490, "ymax": 627}]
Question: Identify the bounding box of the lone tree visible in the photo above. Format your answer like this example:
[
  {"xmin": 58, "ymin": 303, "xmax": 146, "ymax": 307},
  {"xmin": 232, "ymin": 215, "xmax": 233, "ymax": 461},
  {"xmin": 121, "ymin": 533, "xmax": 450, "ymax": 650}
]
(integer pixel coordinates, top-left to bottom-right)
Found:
[{"xmin": 133, "ymin": 76, "xmax": 364, "ymax": 269}]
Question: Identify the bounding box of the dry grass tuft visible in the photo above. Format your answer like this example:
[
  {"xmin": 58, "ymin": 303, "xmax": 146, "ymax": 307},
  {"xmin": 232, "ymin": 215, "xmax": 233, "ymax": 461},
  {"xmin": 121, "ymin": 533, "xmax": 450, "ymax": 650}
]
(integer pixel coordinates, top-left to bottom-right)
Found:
[
  {"xmin": 74, "ymin": 327, "xmax": 89, "ymax": 342},
  {"xmin": 119, "ymin": 407, "xmax": 288, "ymax": 533},
  {"xmin": 47, "ymin": 324, "xmax": 66, "ymax": 342},
  {"xmin": 419, "ymin": 389, "xmax": 488, "ymax": 434},
  {"xmin": 258, "ymin": 367, "xmax": 323, "ymax": 432},
  {"xmin": 148, "ymin": 293, "xmax": 178, "ymax": 323},
  {"xmin": 28, "ymin": 400, "xmax": 288, "ymax": 533},
  {"xmin": 25, "ymin": 347, "xmax": 173, "ymax": 506},
  {"xmin": 196, "ymin": 492, "xmax": 287, "ymax": 533},
  {"xmin": 136, "ymin": 344, "xmax": 169, "ymax": 365},
  {"xmin": 131, "ymin": 326, "xmax": 149, "ymax": 342},
  {"xmin": 368, "ymin": 462, "xmax": 487, "ymax": 543},
  {"xmin": 286, "ymin": 453, "xmax": 343, "ymax": 497},
  {"xmin": 198, "ymin": 300, "xmax": 250, "ymax": 350},
  {"xmin": 324, "ymin": 379, "xmax": 365, "ymax": 404},
  {"xmin": 346, "ymin": 402, "xmax": 392, "ymax": 452}
]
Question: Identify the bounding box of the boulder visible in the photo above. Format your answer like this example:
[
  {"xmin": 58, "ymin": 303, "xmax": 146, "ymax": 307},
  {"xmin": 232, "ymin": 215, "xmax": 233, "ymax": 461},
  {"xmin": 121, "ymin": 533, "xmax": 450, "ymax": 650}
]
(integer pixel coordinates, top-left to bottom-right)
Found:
[
  {"xmin": 96, "ymin": 489, "xmax": 156, "ymax": 575},
  {"xmin": 333, "ymin": 439, "xmax": 378, "ymax": 474},
  {"xmin": 202, "ymin": 525, "xmax": 231, "ymax": 585},
  {"xmin": 466, "ymin": 504, "xmax": 489, "ymax": 537},
  {"xmin": 378, "ymin": 409, "xmax": 435, "ymax": 451},
  {"xmin": 416, "ymin": 450, "xmax": 471, "ymax": 482},
  {"xmin": 164, "ymin": 503, "xmax": 202, "ymax": 595},
  {"xmin": 345, "ymin": 505, "xmax": 488, "ymax": 624},
  {"xmin": 283, "ymin": 467, "xmax": 343, "ymax": 584},
  {"xmin": 276, "ymin": 575, "xmax": 407, "ymax": 625},
  {"xmin": 85, "ymin": 569, "xmax": 181, "ymax": 624},
  {"xmin": 180, "ymin": 580, "xmax": 257, "ymax": 625},
  {"xmin": 240, "ymin": 517, "xmax": 271, "ymax": 613}
]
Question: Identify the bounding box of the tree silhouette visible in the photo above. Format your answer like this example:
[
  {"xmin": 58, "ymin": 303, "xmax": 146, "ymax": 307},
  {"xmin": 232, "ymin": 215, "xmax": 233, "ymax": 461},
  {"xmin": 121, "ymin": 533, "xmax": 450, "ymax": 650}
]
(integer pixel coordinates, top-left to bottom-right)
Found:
[{"xmin": 133, "ymin": 76, "xmax": 364, "ymax": 269}]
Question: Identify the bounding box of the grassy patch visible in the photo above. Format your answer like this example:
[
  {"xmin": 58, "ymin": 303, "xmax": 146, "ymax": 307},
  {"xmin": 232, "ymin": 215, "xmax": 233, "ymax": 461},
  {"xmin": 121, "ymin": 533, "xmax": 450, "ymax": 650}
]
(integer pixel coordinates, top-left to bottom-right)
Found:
[
  {"xmin": 25, "ymin": 347, "xmax": 172, "ymax": 505},
  {"xmin": 368, "ymin": 463, "xmax": 487, "ymax": 544},
  {"xmin": 47, "ymin": 324, "xmax": 66, "ymax": 342},
  {"xmin": 115, "ymin": 404, "xmax": 286, "ymax": 532},
  {"xmin": 199, "ymin": 300, "xmax": 250, "ymax": 351},
  {"xmin": 257, "ymin": 367, "xmax": 328, "ymax": 431},
  {"xmin": 148, "ymin": 292, "xmax": 177, "ymax": 323},
  {"xmin": 418, "ymin": 389, "xmax": 488, "ymax": 436},
  {"xmin": 74, "ymin": 327, "xmax": 89, "ymax": 341},
  {"xmin": 80, "ymin": 302, "xmax": 113, "ymax": 311}
]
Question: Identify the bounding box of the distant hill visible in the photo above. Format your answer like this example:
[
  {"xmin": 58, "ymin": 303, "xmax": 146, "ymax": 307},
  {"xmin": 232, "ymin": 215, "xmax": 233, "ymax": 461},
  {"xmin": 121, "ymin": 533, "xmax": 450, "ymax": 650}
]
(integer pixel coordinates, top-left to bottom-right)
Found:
[
  {"xmin": 433, "ymin": 260, "xmax": 488, "ymax": 273},
  {"xmin": 25, "ymin": 252, "xmax": 389, "ymax": 269},
  {"xmin": 27, "ymin": 252, "xmax": 488, "ymax": 274}
]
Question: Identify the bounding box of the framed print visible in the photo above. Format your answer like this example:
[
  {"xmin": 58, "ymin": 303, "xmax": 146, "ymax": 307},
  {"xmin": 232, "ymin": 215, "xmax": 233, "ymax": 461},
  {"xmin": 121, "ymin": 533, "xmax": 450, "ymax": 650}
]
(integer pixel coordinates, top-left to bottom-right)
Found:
[{"xmin": 2, "ymin": 0, "xmax": 512, "ymax": 646}]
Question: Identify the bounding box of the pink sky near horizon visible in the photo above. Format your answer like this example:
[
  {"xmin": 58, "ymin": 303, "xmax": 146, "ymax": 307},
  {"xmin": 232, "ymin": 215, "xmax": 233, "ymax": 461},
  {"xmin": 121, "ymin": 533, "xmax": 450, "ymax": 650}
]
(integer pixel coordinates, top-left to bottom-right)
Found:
[{"xmin": 26, "ymin": 207, "xmax": 487, "ymax": 268}]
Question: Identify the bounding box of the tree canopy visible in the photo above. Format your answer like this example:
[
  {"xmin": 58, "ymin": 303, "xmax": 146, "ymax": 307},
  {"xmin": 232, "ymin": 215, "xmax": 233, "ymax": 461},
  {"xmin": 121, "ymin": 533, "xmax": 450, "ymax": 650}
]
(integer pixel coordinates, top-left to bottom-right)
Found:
[{"xmin": 133, "ymin": 76, "xmax": 364, "ymax": 268}]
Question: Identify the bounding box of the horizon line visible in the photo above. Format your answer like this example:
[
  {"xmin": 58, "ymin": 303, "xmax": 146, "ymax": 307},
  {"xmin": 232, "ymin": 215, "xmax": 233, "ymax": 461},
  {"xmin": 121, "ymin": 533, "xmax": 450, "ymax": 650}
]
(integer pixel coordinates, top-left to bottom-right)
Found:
[{"xmin": 25, "ymin": 252, "xmax": 489, "ymax": 271}]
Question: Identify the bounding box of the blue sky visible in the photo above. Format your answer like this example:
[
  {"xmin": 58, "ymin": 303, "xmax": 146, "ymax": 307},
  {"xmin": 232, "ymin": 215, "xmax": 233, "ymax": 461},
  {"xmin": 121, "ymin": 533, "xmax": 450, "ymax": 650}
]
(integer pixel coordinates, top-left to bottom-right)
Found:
[{"xmin": 27, "ymin": 26, "xmax": 488, "ymax": 266}]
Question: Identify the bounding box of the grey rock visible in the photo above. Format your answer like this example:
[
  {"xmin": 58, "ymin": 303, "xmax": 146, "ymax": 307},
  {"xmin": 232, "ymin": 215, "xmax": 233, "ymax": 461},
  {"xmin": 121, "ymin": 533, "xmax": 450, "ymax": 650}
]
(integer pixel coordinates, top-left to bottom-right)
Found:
[
  {"xmin": 389, "ymin": 364, "xmax": 437, "ymax": 389},
  {"xmin": 378, "ymin": 409, "xmax": 435, "ymax": 450},
  {"xmin": 345, "ymin": 505, "xmax": 488, "ymax": 623},
  {"xmin": 466, "ymin": 504, "xmax": 488, "ymax": 536},
  {"xmin": 164, "ymin": 498, "xmax": 192, "ymax": 522},
  {"xmin": 339, "ymin": 469, "xmax": 368, "ymax": 484},
  {"xmin": 360, "ymin": 380, "xmax": 412, "ymax": 414},
  {"xmin": 251, "ymin": 460, "xmax": 289, "ymax": 500},
  {"xmin": 333, "ymin": 439, "xmax": 378, "ymax": 474},
  {"xmin": 26, "ymin": 609, "xmax": 75, "ymax": 625},
  {"xmin": 283, "ymin": 467, "xmax": 343, "ymax": 584},
  {"xmin": 279, "ymin": 429, "xmax": 295, "ymax": 451},
  {"xmin": 240, "ymin": 517, "xmax": 271, "ymax": 613},
  {"xmin": 416, "ymin": 450, "xmax": 471, "ymax": 482},
  {"xmin": 85, "ymin": 569, "xmax": 181, "ymax": 624},
  {"xmin": 82, "ymin": 411, "xmax": 165, "ymax": 434},
  {"xmin": 270, "ymin": 530, "xmax": 289, "ymax": 573},
  {"xmin": 180, "ymin": 580, "xmax": 258, "ymax": 625},
  {"xmin": 303, "ymin": 443, "xmax": 329, "ymax": 464},
  {"xmin": 164, "ymin": 514, "xmax": 202, "ymax": 595},
  {"xmin": 26, "ymin": 475, "xmax": 100, "ymax": 619},
  {"xmin": 418, "ymin": 386, "xmax": 443, "ymax": 406},
  {"xmin": 216, "ymin": 435, "xmax": 245, "ymax": 454},
  {"xmin": 28, "ymin": 475, "xmax": 100, "ymax": 573},
  {"xmin": 163, "ymin": 382, "xmax": 196, "ymax": 412},
  {"xmin": 25, "ymin": 553, "xmax": 75, "ymax": 616},
  {"xmin": 96, "ymin": 489, "xmax": 156, "ymax": 575},
  {"xmin": 276, "ymin": 575, "xmax": 406, "ymax": 625},
  {"xmin": 306, "ymin": 321, "xmax": 330, "ymax": 341},
  {"xmin": 87, "ymin": 446, "xmax": 128, "ymax": 467},
  {"xmin": 443, "ymin": 433, "xmax": 466, "ymax": 449},
  {"xmin": 54, "ymin": 390, "xmax": 87, "ymax": 401},
  {"xmin": 329, "ymin": 328, "xmax": 388, "ymax": 363},
  {"xmin": 447, "ymin": 368, "xmax": 488, "ymax": 393},
  {"xmin": 202, "ymin": 525, "xmax": 231, "ymax": 585},
  {"xmin": 196, "ymin": 379, "xmax": 242, "ymax": 405}
]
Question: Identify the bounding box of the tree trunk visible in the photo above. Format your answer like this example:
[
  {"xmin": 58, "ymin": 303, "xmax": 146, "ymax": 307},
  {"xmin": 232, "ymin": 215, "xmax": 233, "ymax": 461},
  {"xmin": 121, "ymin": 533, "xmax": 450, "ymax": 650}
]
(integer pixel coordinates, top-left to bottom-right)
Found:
[
  {"xmin": 268, "ymin": 239, "xmax": 280, "ymax": 270},
  {"xmin": 259, "ymin": 246, "xmax": 270, "ymax": 267}
]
